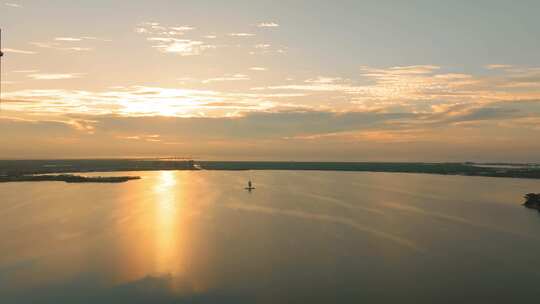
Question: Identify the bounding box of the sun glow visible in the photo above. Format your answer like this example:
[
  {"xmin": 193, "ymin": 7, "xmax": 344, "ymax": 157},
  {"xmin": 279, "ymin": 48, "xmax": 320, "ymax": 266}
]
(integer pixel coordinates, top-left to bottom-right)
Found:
[{"xmin": 154, "ymin": 171, "xmax": 182, "ymax": 275}]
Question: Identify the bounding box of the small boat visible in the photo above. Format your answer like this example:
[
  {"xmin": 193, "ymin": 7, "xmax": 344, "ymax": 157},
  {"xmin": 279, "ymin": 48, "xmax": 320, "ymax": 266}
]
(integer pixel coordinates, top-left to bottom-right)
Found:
[{"xmin": 245, "ymin": 180, "xmax": 255, "ymax": 191}]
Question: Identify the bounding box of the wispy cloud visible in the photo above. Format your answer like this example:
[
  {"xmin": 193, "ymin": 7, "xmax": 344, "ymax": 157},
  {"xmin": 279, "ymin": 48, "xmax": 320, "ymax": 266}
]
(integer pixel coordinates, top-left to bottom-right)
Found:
[
  {"xmin": 5, "ymin": 2, "xmax": 21, "ymax": 8},
  {"xmin": 149, "ymin": 37, "xmax": 214, "ymax": 56},
  {"xmin": 30, "ymin": 42, "xmax": 93, "ymax": 52},
  {"xmin": 255, "ymin": 44, "xmax": 271, "ymax": 49},
  {"xmin": 254, "ymin": 78, "xmax": 351, "ymax": 92},
  {"xmin": 3, "ymin": 48, "xmax": 36, "ymax": 55},
  {"xmin": 257, "ymin": 22, "xmax": 280, "ymax": 28},
  {"xmin": 117, "ymin": 134, "xmax": 161, "ymax": 142},
  {"xmin": 54, "ymin": 37, "xmax": 83, "ymax": 42},
  {"xmin": 249, "ymin": 44, "xmax": 286, "ymax": 55},
  {"xmin": 3, "ymin": 98, "xmax": 539, "ymax": 161},
  {"xmin": 28, "ymin": 73, "xmax": 84, "ymax": 80},
  {"xmin": 4, "ymin": 63, "xmax": 540, "ymax": 155},
  {"xmin": 228, "ymin": 33, "xmax": 255, "ymax": 37},
  {"xmin": 250, "ymin": 65, "xmax": 540, "ymax": 117},
  {"xmin": 81, "ymin": 36, "xmax": 112, "ymax": 42},
  {"xmin": 250, "ymin": 67, "xmax": 267, "ymax": 71},
  {"xmin": 485, "ymin": 64, "xmax": 513, "ymax": 70},
  {"xmin": 136, "ymin": 22, "xmax": 215, "ymax": 56},
  {"xmin": 170, "ymin": 26, "xmax": 195, "ymax": 32},
  {"xmin": 28, "ymin": 36, "xmax": 108, "ymax": 53},
  {"xmin": 202, "ymin": 74, "xmax": 250, "ymax": 84},
  {"xmin": 2, "ymin": 86, "xmax": 282, "ymax": 117},
  {"xmin": 54, "ymin": 36, "xmax": 112, "ymax": 42},
  {"xmin": 13, "ymin": 70, "xmax": 39, "ymax": 73},
  {"xmin": 135, "ymin": 22, "xmax": 195, "ymax": 36},
  {"xmin": 305, "ymin": 76, "xmax": 343, "ymax": 84}
]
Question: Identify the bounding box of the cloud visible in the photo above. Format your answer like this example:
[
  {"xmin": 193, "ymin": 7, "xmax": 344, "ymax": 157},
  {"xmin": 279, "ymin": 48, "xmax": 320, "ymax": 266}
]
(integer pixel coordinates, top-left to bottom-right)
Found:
[
  {"xmin": 2, "ymin": 86, "xmax": 284, "ymax": 117},
  {"xmin": 305, "ymin": 76, "xmax": 343, "ymax": 84},
  {"xmin": 255, "ymin": 77, "xmax": 348, "ymax": 92},
  {"xmin": 117, "ymin": 134, "xmax": 161, "ymax": 142},
  {"xmin": 202, "ymin": 74, "xmax": 250, "ymax": 84},
  {"xmin": 249, "ymin": 44, "xmax": 286, "ymax": 55},
  {"xmin": 228, "ymin": 33, "xmax": 255, "ymax": 37},
  {"xmin": 53, "ymin": 36, "xmax": 112, "ymax": 42},
  {"xmin": 30, "ymin": 42, "xmax": 93, "ymax": 52},
  {"xmin": 485, "ymin": 64, "xmax": 513, "ymax": 70},
  {"xmin": 137, "ymin": 22, "xmax": 214, "ymax": 56},
  {"xmin": 5, "ymin": 2, "xmax": 21, "ymax": 8},
  {"xmin": 65, "ymin": 47, "xmax": 93, "ymax": 51},
  {"xmin": 135, "ymin": 22, "xmax": 195, "ymax": 36},
  {"xmin": 255, "ymin": 83, "xmax": 351, "ymax": 92},
  {"xmin": 257, "ymin": 22, "xmax": 280, "ymax": 28},
  {"xmin": 149, "ymin": 37, "xmax": 214, "ymax": 56},
  {"xmin": 54, "ymin": 37, "xmax": 82, "ymax": 42},
  {"xmin": 67, "ymin": 101, "xmax": 540, "ymax": 145},
  {"xmin": 83, "ymin": 37, "xmax": 112, "ymax": 42},
  {"xmin": 252, "ymin": 65, "xmax": 540, "ymax": 115},
  {"xmin": 359, "ymin": 65, "xmax": 440, "ymax": 77},
  {"xmin": 170, "ymin": 26, "xmax": 195, "ymax": 31},
  {"xmin": 3, "ymin": 48, "xmax": 36, "ymax": 55},
  {"xmin": 4, "ymin": 64, "xmax": 540, "ymax": 154},
  {"xmin": 255, "ymin": 43, "xmax": 271, "ymax": 49},
  {"xmin": 0, "ymin": 116, "xmax": 95, "ymax": 138},
  {"xmin": 3, "ymin": 100, "xmax": 540, "ymax": 160},
  {"xmin": 27, "ymin": 73, "xmax": 84, "ymax": 80},
  {"xmin": 250, "ymin": 67, "xmax": 267, "ymax": 71},
  {"xmin": 84, "ymin": 110, "xmax": 415, "ymax": 142},
  {"xmin": 13, "ymin": 69, "xmax": 39, "ymax": 73},
  {"xmin": 27, "ymin": 36, "xmax": 108, "ymax": 53}
]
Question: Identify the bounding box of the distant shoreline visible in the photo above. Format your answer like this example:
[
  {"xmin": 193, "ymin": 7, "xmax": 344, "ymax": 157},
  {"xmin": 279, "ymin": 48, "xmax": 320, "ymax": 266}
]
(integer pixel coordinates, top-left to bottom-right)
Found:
[
  {"xmin": 0, "ymin": 174, "xmax": 141, "ymax": 184},
  {"xmin": 1, "ymin": 160, "xmax": 540, "ymax": 180}
]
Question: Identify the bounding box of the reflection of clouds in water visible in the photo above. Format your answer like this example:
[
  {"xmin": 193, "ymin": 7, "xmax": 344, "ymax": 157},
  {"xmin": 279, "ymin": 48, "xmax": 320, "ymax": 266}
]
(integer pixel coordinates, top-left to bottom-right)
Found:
[
  {"xmin": 226, "ymin": 203, "xmax": 423, "ymax": 252},
  {"xmin": 381, "ymin": 202, "xmax": 540, "ymax": 241}
]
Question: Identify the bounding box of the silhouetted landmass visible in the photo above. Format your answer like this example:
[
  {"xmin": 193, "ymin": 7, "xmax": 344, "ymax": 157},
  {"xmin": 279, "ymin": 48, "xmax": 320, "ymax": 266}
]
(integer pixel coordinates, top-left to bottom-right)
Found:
[
  {"xmin": 523, "ymin": 193, "xmax": 540, "ymax": 211},
  {"xmin": 0, "ymin": 159, "xmax": 539, "ymax": 180},
  {"xmin": 0, "ymin": 174, "xmax": 140, "ymax": 184},
  {"xmin": 0, "ymin": 159, "xmax": 198, "ymax": 175},
  {"xmin": 198, "ymin": 161, "xmax": 540, "ymax": 179}
]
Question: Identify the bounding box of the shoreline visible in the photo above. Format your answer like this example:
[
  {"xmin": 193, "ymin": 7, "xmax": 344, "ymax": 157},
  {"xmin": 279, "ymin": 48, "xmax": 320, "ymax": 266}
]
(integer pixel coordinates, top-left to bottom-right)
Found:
[
  {"xmin": 1, "ymin": 160, "xmax": 540, "ymax": 180},
  {"xmin": 0, "ymin": 174, "xmax": 141, "ymax": 184}
]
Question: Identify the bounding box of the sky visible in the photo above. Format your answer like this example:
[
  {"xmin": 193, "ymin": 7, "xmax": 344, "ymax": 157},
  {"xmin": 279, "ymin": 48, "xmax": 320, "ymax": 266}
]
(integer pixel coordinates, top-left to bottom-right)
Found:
[{"xmin": 1, "ymin": 0, "xmax": 539, "ymax": 161}]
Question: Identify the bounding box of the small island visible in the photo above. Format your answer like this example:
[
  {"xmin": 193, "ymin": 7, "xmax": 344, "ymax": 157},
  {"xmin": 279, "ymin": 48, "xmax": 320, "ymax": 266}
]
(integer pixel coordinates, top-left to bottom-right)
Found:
[
  {"xmin": 0, "ymin": 174, "xmax": 141, "ymax": 184},
  {"xmin": 523, "ymin": 193, "xmax": 540, "ymax": 211}
]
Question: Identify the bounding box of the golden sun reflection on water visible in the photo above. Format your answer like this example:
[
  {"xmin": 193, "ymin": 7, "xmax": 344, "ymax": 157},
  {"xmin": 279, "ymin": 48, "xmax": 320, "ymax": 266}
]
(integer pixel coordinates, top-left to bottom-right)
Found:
[
  {"xmin": 153, "ymin": 171, "xmax": 182, "ymax": 275},
  {"xmin": 125, "ymin": 171, "xmax": 216, "ymax": 295},
  {"xmin": 112, "ymin": 171, "xmax": 198, "ymax": 288}
]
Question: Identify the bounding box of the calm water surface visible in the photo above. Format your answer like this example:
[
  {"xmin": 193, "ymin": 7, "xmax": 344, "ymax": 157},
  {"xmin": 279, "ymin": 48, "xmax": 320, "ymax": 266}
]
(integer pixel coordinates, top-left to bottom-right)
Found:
[{"xmin": 1, "ymin": 171, "xmax": 540, "ymax": 303}]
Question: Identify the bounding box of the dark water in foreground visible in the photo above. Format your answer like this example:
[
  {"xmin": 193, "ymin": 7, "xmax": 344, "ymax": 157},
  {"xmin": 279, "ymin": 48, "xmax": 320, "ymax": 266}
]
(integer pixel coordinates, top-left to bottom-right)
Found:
[{"xmin": 1, "ymin": 171, "xmax": 540, "ymax": 303}]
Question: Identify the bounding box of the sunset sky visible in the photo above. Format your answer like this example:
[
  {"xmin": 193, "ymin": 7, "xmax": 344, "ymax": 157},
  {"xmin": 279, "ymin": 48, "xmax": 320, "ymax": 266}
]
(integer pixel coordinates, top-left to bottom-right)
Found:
[{"xmin": 1, "ymin": 0, "xmax": 539, "ymax": 161}]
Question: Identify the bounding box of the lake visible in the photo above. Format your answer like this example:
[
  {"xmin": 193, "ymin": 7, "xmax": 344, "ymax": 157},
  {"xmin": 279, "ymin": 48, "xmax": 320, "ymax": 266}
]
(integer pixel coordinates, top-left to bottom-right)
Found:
[{"xmin": 1, "ymin": 170, "xmax": 540, "ymax": 303}]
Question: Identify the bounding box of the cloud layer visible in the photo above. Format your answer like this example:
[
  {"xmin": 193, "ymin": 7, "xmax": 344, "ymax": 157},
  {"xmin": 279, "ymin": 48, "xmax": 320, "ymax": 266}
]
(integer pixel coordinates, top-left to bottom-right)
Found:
[{"xmin": 1, "ymin": 11, "xmax": 539, "ymax": 161}]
